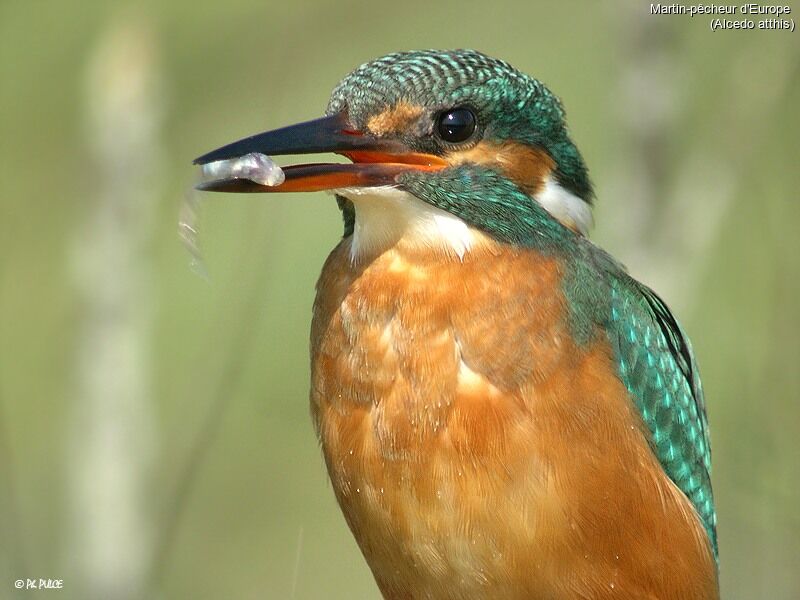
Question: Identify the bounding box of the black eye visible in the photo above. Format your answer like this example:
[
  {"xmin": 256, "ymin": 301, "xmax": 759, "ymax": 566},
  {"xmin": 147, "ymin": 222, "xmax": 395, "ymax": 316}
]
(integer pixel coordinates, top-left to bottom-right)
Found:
[{"xmin": 436, "ymin": 107, "xmax": 476, "ymax": 143}]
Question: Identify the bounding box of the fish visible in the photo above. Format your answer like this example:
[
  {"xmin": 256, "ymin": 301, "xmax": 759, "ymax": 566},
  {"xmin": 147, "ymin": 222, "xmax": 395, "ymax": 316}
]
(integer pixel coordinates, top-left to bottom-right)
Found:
[
  {"xmin": 179, "ymin": 153, "xmax": 284, "ymax": 278},
  {"xmin": 199, "ymin": 152, "xmax": 285, "ymax": 186}
]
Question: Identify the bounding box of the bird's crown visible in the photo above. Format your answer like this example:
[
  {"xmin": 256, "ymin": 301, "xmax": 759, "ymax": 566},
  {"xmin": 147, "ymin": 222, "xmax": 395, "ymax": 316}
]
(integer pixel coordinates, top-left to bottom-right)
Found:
[{"xmin": 328, "ymin": 50, "xmax": 593, "ymax": 214}]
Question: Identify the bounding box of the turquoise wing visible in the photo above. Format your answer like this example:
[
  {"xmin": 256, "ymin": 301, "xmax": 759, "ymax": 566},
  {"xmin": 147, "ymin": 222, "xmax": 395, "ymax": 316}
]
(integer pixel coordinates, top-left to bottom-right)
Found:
[{"xmin": 608, "ymin": 277, "xmax": 717, "ymax": 559}]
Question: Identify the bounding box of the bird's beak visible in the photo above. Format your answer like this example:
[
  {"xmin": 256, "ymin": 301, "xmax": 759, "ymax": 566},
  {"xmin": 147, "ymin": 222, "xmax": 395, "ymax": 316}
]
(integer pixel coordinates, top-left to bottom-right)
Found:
[{"xmin": 193, "ymin": 111, "xmax": 446, "ymax": 193}]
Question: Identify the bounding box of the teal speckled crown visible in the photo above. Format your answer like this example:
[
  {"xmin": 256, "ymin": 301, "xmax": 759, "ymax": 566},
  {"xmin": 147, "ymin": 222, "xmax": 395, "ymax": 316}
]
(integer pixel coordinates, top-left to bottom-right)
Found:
[{"xmin": 327, "ymin": 49, "xmax": 592, "ymax": 203}]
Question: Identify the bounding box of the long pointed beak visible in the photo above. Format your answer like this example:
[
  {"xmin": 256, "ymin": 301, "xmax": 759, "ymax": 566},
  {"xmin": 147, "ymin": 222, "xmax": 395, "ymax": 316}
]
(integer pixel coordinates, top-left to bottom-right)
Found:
[{"xmin": 193, "ymin": 112, "xmax": 446, "ymax": 193}]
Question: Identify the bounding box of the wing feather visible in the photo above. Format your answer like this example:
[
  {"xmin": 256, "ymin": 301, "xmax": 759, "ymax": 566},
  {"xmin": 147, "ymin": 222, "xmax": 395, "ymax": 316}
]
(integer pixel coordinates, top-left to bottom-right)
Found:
[{"xmin": 607, "ymin": 276, "xmax": 717, "ymax": 558}]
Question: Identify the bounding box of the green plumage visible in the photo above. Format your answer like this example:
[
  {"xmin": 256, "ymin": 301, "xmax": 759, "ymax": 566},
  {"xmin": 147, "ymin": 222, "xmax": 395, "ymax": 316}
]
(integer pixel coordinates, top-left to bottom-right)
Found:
[{"xmin": 608, "ymin": 278, "xmax": 717, "ymax": 558}]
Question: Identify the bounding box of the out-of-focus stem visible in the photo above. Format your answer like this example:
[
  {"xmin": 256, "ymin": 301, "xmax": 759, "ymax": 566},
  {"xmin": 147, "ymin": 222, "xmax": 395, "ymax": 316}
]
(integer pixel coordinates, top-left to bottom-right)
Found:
[{"xmin": 68, "ymin": 15, "xmax": 162, "ymax": 600}]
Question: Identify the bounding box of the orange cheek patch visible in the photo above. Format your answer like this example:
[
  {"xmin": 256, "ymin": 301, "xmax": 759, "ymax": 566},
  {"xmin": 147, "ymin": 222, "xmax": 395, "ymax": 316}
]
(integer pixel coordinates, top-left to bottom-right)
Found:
[
  {"xmin": 366, "ymin": 102, "xmax": 425, "ymax": 137},
  {"xmin": 447, "ymin": 141, "xmax": 555, "ymax": 195}
]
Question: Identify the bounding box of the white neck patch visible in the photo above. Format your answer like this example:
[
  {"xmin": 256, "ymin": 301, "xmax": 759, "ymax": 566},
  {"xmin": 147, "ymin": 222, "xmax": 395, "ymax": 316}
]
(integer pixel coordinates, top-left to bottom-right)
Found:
[
  {"xmin": 334, "ymin": 177, "xmax": 591, "ymax": 262},
  {"xmin": 534, "ymin": 176, "xmax": 593, "ymax": 235},
  {"xmin": 333, "ymin": 186, "xmax": 475, "ymax": 263}
]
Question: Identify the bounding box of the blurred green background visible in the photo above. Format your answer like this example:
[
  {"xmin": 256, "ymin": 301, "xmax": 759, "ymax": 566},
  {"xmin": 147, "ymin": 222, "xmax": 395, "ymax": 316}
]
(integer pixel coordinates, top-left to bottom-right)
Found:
[{"xmin": 1, "ymin": 1, "xmax": 798, "ymax": 598}]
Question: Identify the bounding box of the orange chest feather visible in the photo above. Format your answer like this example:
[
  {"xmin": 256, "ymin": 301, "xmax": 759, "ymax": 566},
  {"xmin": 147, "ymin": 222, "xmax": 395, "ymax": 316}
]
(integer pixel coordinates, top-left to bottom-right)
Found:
[{"xmin": 309, "ymin": 239, "xmax": 717, "ymax": 600}]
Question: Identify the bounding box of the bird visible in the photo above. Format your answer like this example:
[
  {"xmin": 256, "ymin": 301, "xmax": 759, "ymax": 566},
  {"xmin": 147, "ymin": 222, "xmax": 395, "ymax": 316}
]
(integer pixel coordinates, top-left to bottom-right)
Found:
[{"xmin": 194, "ymin": 49, "xmax": 719, "ymax": 600}]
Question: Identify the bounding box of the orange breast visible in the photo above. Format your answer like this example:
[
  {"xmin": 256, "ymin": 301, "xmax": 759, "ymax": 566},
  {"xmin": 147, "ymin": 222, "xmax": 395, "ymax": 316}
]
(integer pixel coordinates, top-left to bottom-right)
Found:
[{"xmin": 310, "ymin": 236, "xmax": 718, "ymax": 600}]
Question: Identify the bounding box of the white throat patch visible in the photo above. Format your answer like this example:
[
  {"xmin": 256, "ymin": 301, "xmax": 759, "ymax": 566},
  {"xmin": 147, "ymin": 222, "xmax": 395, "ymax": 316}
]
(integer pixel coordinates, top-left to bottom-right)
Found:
[
  {"xmin": 333, "ymin": 187, "xmax": 475, "ymax": 262},
  {"xmin": 534, "ymin": 176, "xmax": 593, "ymax": 235}
]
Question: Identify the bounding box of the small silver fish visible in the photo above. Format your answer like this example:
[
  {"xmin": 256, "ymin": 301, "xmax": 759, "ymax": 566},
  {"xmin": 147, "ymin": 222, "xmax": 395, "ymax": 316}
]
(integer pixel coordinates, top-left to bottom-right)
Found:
[
  {"xmin": 181, "ymin": 153, "xmax": 284, "ymax": 278},
  {"xmin": 199, "ymin": 152, "xmax": 285, "ymax": 186}
]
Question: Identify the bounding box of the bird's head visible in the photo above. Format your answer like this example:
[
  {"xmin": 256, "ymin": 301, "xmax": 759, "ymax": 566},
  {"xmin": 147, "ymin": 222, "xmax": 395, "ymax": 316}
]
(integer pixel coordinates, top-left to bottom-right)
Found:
[{"xmin": 195, "ymin": 50, "xmax": 593, "ymax": 259}]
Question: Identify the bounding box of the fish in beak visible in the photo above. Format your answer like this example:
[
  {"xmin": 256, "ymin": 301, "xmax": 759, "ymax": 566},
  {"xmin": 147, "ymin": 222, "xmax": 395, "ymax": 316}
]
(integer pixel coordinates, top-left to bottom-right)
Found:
[{"xmin": 193, "ymin": 111, "xmax": 446, "ymax": 193}]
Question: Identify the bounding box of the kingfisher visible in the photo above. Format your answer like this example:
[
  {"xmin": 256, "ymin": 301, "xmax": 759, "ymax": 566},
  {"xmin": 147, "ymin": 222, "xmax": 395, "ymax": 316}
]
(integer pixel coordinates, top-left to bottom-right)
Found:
[{"xmin": 194, "ymin": 50, "xmax": 718, "ymax": 599}]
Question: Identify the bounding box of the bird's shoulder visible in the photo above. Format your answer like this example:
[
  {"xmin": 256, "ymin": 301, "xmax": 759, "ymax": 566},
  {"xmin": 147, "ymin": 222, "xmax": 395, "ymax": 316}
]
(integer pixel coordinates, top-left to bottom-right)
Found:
[{"xmin": 565, "ymin": 238, "xmax": 717, "ymax": 557}]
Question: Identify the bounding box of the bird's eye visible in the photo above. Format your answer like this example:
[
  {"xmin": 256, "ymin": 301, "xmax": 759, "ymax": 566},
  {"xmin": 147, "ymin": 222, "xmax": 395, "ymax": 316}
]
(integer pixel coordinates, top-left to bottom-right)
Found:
[{"xmin": 436, "ymin": 107, "xmax": 477, "ymax": 143}]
